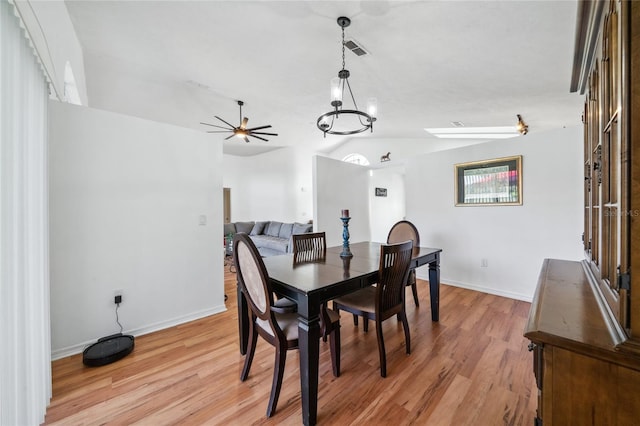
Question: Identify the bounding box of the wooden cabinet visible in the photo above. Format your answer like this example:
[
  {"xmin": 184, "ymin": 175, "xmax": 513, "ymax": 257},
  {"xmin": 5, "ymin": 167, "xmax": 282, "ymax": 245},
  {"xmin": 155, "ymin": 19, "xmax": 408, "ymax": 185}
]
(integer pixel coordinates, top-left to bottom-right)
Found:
[{"xmin": 525, "ymin": 1, "xmax": 640, "ymax": 424}]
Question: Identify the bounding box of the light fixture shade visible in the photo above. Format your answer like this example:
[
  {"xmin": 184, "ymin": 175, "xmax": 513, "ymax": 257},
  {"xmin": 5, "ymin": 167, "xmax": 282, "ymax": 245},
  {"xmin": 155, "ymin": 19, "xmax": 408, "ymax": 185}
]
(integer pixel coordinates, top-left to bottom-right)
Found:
[
  {"xmin": 330, "ymin": 77, "xmax": 342, "ymax": 102},
  {"xmin": 366, "ymin": 97, "xmax": 377, "ymax": 118}
]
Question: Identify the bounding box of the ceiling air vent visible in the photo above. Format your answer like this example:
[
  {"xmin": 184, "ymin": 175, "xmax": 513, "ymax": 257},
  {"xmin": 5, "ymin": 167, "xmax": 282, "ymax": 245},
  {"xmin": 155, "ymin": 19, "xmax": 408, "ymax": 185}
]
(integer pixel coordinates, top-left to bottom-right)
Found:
[{"xmin": 345, "ymin": 39, "xmax": 368, "ymax": 56}]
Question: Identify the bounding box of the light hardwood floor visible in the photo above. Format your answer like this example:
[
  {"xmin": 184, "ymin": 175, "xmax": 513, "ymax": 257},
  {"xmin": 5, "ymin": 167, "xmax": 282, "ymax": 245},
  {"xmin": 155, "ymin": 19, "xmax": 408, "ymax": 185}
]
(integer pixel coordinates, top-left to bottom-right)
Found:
[{"xmin": 44, "ymin": 269, "xmax": 537, "ymax": 425}]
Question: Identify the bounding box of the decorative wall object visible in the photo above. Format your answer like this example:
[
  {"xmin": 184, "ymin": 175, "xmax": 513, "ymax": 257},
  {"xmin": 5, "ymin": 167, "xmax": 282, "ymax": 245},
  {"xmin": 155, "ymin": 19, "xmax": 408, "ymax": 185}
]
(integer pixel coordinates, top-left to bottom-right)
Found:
[
  {"xmin": 380, "ymin": 152, "xmax": 391, "ymax": 162},
  {"xmin": 454, "ymin": 155, "xmax": 522, "ymax": 206},
  {"xmin": 375, "ymin": 187, "xmax": 387, "ymax": 197}
]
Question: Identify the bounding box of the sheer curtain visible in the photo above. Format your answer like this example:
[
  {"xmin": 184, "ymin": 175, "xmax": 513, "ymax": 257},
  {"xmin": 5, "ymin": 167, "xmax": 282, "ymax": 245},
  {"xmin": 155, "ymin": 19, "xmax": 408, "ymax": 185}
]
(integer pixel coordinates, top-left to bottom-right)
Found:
[{"xmin": 1, "ymin": 0, "xmax": 52, "ymax": 424}]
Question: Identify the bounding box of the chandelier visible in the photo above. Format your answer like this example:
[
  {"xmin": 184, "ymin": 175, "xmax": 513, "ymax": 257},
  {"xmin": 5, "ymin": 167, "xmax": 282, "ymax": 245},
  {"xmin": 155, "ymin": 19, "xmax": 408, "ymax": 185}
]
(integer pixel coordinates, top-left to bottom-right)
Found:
[{"xmin": 317, "ymin": 17, "xmax": 377, "ymax": 137}]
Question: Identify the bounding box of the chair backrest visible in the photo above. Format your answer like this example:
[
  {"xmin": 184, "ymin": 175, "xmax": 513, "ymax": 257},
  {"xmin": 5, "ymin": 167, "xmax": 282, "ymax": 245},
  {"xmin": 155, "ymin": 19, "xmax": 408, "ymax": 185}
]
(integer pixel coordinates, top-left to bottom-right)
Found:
[
  {"xmin": 234, "ymin": 233, "xmax": 280, "ymax": 334},
  {"xmin": 292, "ymin": 232, "xmax": 326, "ymax": 263},
  {"xmin": 292, "ymin": 232, "xmax": 333, "ymax": 332},
  {"xmin": 377, "ymin": 240, "xmax": 414, "ymax": 315},
  {"xmin": 387, "ymin": 220, "xmax": 420, "ymax": 247}
]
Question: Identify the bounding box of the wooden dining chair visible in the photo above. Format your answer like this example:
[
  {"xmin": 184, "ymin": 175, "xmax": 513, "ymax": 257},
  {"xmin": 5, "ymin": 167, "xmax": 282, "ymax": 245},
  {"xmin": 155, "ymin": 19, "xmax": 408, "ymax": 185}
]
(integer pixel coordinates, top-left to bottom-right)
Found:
[
  {"xmin": 292, "ymin": 232, "xmax": 341, "ymax": 377},
  {"xmin": 332, "ymin": 240, "xmax": 414, "ymax": 377},
  {"xmin": 234, "ymin": 233, "xmax": 340, "ymax": 417},
  {"xmin": 387, "ymin": 220, "xmax": 420, "ymax": 307}
]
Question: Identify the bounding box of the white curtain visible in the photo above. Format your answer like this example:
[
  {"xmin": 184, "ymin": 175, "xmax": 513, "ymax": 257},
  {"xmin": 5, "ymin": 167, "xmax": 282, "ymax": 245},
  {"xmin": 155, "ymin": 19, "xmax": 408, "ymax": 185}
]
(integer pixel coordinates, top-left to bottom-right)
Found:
[{"xmin": 0, "ymin": 0, "xmax": 52, "ymax": 424}]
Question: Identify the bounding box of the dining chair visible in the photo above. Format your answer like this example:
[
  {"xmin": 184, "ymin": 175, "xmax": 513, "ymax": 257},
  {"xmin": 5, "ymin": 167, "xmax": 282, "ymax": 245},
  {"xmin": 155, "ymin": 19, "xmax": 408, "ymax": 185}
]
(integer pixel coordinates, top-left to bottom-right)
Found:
[
  {"xmin": 332, "ymin": 240, "xmax": 414, "ymax": 377},
  {"xmin": 292, "ymin": 232, "xmax": 341, "ymax": 377},
  {"xmin": 387, "ymin": 220, "xmax": 420, "ymax": 307},
  {"xmin": 234, "ymin": 233, "xmax": 339, "ymax": 417}
]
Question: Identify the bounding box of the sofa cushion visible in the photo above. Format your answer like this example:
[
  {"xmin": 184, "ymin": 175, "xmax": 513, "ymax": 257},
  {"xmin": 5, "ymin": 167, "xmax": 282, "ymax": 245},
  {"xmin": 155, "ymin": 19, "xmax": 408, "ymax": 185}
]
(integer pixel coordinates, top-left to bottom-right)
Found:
[
  {"xmin": 278, "ymin": 223, "xmax": 294, "ymax": 239},
  {"xmin": 235, "ymin": 221, "xmax": 255, "ymax": 234},
  {"xmin": 250, "ymin": 221, "xmax": 268, "ymax": 236},
  {"xmin": 292, "ymin": 222, "xmax": 312, "ymax": 235},
  {"xmin": 265, "ymin": 221, "xmax": 282, "ymax": 237},
  {"xmin": 257, "ymin": 247, "xmax": 284, "ymax": 257},
  {"xmin": 252, "ymin": 235, "xmax": 289, "ymax": 253}
]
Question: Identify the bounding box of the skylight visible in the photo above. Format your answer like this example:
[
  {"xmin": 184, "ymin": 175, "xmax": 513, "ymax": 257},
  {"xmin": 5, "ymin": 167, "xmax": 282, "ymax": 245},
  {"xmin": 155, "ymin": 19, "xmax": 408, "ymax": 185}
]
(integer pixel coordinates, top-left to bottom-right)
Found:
[{"xmin": 424, "ymin": 126, "xmax": 521, "ymax": 140}]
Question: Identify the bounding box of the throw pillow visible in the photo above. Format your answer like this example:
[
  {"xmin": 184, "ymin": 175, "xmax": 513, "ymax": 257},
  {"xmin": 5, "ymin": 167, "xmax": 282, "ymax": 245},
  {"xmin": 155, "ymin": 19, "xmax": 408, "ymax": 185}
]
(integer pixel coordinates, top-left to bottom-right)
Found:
[
  {"xmin": 235, "ymin": 221, "xmax": 255, "ymax": 234},
  {"xmin": 292, "ymin": 223, "xmax": 312, "ymax": 235},
  {"xmin": 265, "ymin": 221, "xmax": 282, "ymax": 237},
  {"xmin": 250, "ymin": 221, "xmax": 268, "ymax": 236},
  {"xmin": 278, "ymin": 223, "xmax": 294, "ymax": 239}
]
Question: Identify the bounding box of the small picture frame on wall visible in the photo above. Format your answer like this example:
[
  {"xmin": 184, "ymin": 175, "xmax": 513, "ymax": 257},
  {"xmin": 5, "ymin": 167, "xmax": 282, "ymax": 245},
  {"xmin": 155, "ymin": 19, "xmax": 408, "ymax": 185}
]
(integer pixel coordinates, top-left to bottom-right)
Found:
[
  {"xmin": 454, "ymin": 155, "xmax": 522, "ymax": 206},
  {"xmin": 375, "ymin": 187, "xmax": 387, "ymax": 197}
]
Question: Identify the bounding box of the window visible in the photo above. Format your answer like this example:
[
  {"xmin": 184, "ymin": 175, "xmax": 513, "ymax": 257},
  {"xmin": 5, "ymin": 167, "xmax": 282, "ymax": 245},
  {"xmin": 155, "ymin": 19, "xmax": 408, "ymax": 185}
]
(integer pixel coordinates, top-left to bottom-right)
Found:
[{"xmin": 342, "ymin": 153, "xmax": 369, "ymax": 166}]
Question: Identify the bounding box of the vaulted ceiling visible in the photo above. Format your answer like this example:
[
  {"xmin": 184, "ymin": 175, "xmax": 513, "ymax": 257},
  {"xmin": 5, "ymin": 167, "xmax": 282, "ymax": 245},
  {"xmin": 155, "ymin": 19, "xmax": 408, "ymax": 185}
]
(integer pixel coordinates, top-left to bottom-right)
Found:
[{"xmin": 65, "ymin": 1, "xmax": 583, "ymax": 156}]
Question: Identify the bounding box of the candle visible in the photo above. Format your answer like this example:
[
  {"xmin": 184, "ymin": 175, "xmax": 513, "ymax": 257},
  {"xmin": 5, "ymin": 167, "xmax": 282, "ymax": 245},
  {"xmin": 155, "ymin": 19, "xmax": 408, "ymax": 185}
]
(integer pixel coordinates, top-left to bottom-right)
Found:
[{"xmin": 341, "ymin": 209, "xmax": 349, "ymax": 218}]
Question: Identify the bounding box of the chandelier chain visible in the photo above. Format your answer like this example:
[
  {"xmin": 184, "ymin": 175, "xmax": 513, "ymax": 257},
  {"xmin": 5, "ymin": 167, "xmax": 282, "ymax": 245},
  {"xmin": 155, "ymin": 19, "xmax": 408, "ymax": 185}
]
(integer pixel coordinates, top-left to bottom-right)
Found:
[{"xmin": 341, "ymin": 26, "xmax": 346, "ymax": 71}]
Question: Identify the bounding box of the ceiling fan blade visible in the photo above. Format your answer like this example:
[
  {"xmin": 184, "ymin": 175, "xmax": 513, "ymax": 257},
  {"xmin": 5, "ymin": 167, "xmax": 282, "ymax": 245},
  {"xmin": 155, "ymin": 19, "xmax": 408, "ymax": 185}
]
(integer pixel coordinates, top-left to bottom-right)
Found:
[
  {"xmin": 215, "ymin": 115, "xmax": 236, "ymax": 129},
  {"xmin": 240, "ymin": 117, "xmax": 248, "ymax": 130},
  {"xmin": 207, "ymin": 131, "xmax": 234, "ymax": 133},
  {"xmin": 200, "ymin": 122, "xmax": 233, "ymax": 130},
  {"xmin": 250, "ymin": 134, "xmax": 269, "ymax": 142},
  {"xmin": 245, "ymin": 124, "xmax": 272, "ymax": 131},
  {"xmin": 243, "ymin": 136, "xmax": 250, "ymax": 143},
  {"xmin": 250, "ymin": 131, "xmax": 278, "ymax": 136},
  {"xmin": 224, "ymin": 134, "xmax": 235, "ymax": 140}
]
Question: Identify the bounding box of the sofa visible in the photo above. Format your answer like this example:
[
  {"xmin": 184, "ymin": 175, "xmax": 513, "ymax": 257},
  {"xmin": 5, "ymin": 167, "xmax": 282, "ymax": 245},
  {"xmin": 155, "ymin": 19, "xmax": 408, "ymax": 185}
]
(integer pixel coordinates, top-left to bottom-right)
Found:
[{"xmin": 224, "ymin": 220, "xmax": 313, "ymax": 257}]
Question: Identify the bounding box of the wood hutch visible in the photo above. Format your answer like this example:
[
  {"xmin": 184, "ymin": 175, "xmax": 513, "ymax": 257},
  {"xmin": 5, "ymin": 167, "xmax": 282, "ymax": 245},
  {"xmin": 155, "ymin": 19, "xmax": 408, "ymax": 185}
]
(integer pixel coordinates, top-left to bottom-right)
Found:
[{"xmin": 524, "ymin": 0, "xmax": 640, "ymax": 424}]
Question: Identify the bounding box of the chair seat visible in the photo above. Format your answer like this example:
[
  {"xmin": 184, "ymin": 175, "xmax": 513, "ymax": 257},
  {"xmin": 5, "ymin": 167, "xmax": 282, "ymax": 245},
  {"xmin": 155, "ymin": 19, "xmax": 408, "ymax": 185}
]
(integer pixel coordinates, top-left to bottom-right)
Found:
[
  {"xmin": 274, "ymin": 297, "xmax": 297, "ymax": 312},
  {"xmin": 325, "ymin": 307, "xmax": 340, "ymax": 324},
  {"xmin": 256, "ymin": 312, "xmax": 299, "ymax": 340},
  {"xmin": 333, "ymin": 286, "xmax": 377, "ymax": 313}
]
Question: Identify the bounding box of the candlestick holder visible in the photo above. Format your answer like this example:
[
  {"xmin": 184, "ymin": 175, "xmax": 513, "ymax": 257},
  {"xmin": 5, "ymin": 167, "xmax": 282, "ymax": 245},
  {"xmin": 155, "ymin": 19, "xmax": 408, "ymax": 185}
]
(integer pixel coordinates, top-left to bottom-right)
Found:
[{"xmin": 340, "ymin": 217, "xmax": 353, "ymax": 258}]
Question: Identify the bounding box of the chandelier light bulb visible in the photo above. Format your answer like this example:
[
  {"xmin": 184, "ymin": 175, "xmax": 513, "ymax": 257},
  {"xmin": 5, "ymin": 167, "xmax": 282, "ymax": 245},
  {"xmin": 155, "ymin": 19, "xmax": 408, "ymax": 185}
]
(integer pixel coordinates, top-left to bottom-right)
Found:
[
  {"xmin": 366, "ymin": 97, "xmax": 378, "ymax": 119},
  {"xmin": 331, "ymin": 77, "xmax": 342, "ymax": 103}
]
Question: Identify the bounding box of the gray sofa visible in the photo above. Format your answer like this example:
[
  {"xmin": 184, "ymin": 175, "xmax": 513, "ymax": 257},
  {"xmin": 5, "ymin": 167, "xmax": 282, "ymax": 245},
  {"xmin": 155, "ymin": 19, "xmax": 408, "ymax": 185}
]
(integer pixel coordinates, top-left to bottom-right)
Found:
[{"xmin": 224, "ymin": 220, "xmax": 313, "ymax": 257}]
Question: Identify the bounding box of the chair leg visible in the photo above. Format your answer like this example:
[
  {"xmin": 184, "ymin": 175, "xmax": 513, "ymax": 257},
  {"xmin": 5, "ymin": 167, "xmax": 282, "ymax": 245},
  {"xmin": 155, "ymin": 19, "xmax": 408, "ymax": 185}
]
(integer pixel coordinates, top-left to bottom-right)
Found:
[
  {"xmin": 329, "ymin": 326, "xmax": 341, "ymax": 377},
  {"xmin": 375, "ymin": 319, "xmax": 387, "ymax": 378},
  {"xmin": 363, "ymin": 317, "xmax": 369, "ymax": 332},
  {"xmin": 411, "ymin": 281, "xmax": 420, "ymax": 307},
  {"xmin": 400, "ymin": 309, "xmax": 411, "ymax": 354},
  {"xmin": 353, "ymin": 313, "xmax": 358, "ymax": 326},
  {"xmin": 266, "ymin": 342, "xmax": 287, "ymax": 417},
  {"xmin": 241, "ymin": 320, "xmax": 258, "ymax": 381}
]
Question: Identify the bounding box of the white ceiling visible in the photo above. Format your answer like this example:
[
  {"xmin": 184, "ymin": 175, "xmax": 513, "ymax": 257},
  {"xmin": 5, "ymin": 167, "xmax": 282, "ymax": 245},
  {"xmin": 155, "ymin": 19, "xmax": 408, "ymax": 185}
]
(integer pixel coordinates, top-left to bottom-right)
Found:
[{"xmin": 64, "ymin": 0, "xmax": 583, "ymax": 157}]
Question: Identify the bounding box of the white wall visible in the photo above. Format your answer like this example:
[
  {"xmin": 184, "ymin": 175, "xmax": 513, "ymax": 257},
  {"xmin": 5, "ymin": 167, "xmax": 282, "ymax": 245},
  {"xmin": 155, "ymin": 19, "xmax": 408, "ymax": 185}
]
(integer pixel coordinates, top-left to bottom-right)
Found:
[
  {"xmin": 369, "ymin": 166, "xmax": 406, "ymax": 243},
  {"xmin": 314, "ymin": 156, "xmax": 370, "ymax": 247},
  {"xmin": 49, "ymin": 101, "xmax": 224, "ymax": 358},
  {"xmin": 222, "ymin": 146, "xmax": 315, "ymax": 223},
  {"xmin": 406, "ymin": 125, "xmax": 584, "ymax": 301}
]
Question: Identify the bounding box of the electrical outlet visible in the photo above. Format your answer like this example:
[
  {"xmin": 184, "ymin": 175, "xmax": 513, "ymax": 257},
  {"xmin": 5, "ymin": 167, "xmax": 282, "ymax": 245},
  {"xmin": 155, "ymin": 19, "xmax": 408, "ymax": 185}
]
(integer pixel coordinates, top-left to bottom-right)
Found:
[{"xmin": 113, "ymin": 289, "xmax": 123, "ymax": 304}]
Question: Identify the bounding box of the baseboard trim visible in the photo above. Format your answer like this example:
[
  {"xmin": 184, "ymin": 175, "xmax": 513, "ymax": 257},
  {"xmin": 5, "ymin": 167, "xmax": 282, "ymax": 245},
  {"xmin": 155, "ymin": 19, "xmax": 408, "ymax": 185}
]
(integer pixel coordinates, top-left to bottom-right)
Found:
[
  {"xmin": 51, "ymin": 304, "xmax": 227, "ymax": 361},
  {"xmin": 416, "ymin": 272, "xmax": 533, "ymax": 303}
]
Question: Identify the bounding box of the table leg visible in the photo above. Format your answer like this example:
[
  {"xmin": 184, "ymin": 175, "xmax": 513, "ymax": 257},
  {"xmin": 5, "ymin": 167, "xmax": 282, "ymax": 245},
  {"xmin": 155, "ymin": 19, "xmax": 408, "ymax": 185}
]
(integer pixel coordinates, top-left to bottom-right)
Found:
[
  {"xmin": 237, "ymin": 284, "xmax": 248, "ymax": 355},
  {"xmin": 428, "ymin": 255, "xmax": 440, "ymax": 322},
  {"xmin": 298, "ymin": 313, "xmax": 321, "ymax": 426}
]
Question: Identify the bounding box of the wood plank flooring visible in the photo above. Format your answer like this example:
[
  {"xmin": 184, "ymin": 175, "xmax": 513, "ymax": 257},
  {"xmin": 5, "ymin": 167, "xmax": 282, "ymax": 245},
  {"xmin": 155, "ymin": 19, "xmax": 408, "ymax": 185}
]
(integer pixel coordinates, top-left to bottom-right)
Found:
[{"xmin": 44, "ymin": 269, "xmax": 537, "ymax": 425}]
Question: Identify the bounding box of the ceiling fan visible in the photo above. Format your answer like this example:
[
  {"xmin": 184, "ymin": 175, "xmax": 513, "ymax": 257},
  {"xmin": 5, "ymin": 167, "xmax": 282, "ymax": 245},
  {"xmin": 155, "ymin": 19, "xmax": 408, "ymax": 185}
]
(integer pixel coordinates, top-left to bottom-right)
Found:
[{"xmin": 200, "ymin": 100, "xmax": 278, "ymax": 143}]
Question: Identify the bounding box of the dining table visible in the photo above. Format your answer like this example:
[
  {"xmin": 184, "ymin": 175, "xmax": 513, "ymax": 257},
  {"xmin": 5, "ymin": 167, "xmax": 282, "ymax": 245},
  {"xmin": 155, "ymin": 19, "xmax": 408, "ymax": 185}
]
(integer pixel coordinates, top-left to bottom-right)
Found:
[{"xmin": 236, "ymin": 241, "xmax": 442, "ymax": 426}]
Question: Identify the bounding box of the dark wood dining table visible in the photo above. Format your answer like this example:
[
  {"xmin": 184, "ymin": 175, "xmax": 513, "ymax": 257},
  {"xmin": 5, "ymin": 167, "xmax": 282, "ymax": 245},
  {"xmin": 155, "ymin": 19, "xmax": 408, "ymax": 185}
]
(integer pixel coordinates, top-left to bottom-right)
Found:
[{"xmin": 236, "ymin": 241, "xmax": 442, "ymax": 426}]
